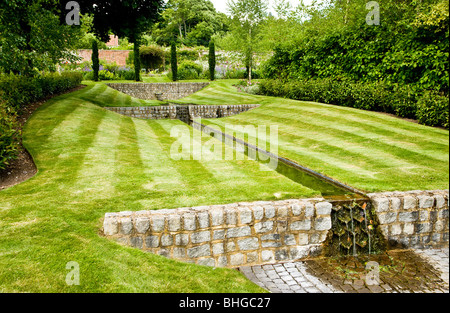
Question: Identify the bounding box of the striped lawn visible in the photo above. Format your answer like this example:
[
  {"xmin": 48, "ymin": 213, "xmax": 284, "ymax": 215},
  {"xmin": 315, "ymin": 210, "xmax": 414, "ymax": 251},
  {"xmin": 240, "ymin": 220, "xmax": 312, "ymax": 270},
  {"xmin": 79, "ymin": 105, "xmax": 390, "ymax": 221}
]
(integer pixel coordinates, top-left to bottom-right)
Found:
[
  {"xmin": 181, "ymin": 81, "xmax": 449, "ymax": 193},
  {"xmin": 0, "ymin": 82, "xmax": 316, "ymax": 293}
]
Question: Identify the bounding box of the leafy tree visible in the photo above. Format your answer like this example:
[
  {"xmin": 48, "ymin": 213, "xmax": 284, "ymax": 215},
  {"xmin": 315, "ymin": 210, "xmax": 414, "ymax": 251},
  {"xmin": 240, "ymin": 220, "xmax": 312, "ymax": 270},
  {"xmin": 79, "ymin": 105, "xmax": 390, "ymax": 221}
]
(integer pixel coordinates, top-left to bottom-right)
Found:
[
  {"xmin": 0, "ymin": 0, "xmax": 83, "ymax": 75},
  {"xmin": 171, "ymin": 43, "xmax": 178, "ymax": 81},
  {"xmin": 139, "ymin": 45, "xmax": 167, "ymax": 73},
  {"xmin": 209, "ymin": 41, "xmax": 216, "ymax": 81},
  {"xmin": 226, "ymin": 0, "xmax": 269, "ymax": 82},
  {"xmin": 154, "ymin": 0, "xmax": 229, "ymax": 46},
  {"xmin": 92, "ymin": 40, "xmax": 99, "ymax": 81}
]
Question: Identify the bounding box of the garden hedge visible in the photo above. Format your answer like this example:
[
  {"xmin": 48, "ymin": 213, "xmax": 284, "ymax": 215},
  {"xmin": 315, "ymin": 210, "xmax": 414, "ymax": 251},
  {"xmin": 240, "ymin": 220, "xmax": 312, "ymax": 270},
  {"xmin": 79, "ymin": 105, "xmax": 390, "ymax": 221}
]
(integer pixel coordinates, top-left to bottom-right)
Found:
[{"xmin": 259, "ymin": 79, "xmax": 449, "ymax": 129}]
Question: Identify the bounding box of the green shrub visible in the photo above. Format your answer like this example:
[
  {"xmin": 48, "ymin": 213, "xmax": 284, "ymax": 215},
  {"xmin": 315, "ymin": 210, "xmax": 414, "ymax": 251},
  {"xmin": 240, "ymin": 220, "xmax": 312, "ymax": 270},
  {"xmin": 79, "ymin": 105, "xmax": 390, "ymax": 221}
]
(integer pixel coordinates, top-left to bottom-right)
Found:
[
  {"xmin": 98, "ymin": 70, "xmax": 115, "ymax": 81},
  {"xmin": 208, "ymin": 41, "xmax": 216, "ymax": 81},
  {"xmin": 177, "ymin": 61, "xmax": 203, "ymax": 80},
  {"xmin": 417, "ymin": 91, "xmax": 449, "ymax": 129},
  {"xmin": 0, "ymin": 72, "xmax": 82, "ymax": 112},
  {"xmin": 0, "ymin": 100, "xmax": 19, "ymax": 170}
]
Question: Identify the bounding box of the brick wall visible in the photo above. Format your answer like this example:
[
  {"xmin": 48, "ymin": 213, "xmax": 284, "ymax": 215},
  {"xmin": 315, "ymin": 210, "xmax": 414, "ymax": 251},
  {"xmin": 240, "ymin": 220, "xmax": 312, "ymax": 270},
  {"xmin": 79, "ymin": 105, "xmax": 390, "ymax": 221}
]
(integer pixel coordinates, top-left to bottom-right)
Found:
[{"xmin": 77, "ymin": 50, "xmax": 131, "ymax": 66}]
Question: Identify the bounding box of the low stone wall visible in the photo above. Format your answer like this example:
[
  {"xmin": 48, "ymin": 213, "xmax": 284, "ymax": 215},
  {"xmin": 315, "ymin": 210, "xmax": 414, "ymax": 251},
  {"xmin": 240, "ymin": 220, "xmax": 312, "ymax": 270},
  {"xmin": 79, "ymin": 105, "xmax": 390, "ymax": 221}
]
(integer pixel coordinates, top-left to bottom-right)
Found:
[
  {"xmin": 106, "ymin": 104, "xmax": 260, "ymax": 122},
  {"xmin": 369, "ymin": 190, "xmax": 449, "ymax": 249},
  {"xmin": 102, "ymin": 190, "xmax": 449, "ymax": 268},
  {"xmin": 107, "ymin": 82, "xmax": 210, "ymax": 101},
  {"xmin": 103, "ymin": 198, "xmax": 333, "ymax": 268}
]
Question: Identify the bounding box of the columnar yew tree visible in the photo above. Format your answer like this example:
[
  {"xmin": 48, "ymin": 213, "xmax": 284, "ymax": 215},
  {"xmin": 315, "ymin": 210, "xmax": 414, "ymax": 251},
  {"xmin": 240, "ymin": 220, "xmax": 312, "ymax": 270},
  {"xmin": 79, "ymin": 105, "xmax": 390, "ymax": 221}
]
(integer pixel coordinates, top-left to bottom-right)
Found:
[
  {"xmin": 134, "ymin": 40, "xmax": 142, "ymax": 82},
  {"xmin": 92, "ymin": 40, "xmax": 99, "ymax": 81},
  {"xmin": 209, "ymin": 41, "xmax": 216, "ymax": 81},
  {"xmin": 171, "ymin": 42, "xmax": 178, "ymax": 81}
]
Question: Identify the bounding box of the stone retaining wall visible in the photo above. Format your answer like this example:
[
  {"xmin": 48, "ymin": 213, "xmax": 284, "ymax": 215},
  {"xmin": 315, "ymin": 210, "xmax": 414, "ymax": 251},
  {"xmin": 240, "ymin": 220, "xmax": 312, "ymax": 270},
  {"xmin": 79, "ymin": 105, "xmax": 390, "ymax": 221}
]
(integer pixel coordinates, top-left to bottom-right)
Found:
[
  {"xmin": 102, "ymin": 190, "xmax": 449, "ymax": 268},
  {"xmin": 103, "ymin": 198, "xmax": 333, "ymax": 268},
  {"xmin": 107, "ymin": 82, "xmax": 210, "ymax": 101},
  {"xmin": 106, "ymin": 104, "xmax": 260, "ymax": 122},
  {"xmin": 369, "ymin": 190, "xmax": 449, "ymax": 249}
]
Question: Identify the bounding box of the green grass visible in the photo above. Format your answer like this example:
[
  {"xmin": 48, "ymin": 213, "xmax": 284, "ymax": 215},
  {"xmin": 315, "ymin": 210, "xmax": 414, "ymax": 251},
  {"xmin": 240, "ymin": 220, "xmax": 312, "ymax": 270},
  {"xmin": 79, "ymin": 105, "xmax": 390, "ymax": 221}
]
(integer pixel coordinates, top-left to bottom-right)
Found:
[
  {"xmin": 180, "ymin": 81, "xmax": 449, "ymax": 193},
  {"xmin": 0, "ymin": 82, "xmax": 317, "ymax": 293}
]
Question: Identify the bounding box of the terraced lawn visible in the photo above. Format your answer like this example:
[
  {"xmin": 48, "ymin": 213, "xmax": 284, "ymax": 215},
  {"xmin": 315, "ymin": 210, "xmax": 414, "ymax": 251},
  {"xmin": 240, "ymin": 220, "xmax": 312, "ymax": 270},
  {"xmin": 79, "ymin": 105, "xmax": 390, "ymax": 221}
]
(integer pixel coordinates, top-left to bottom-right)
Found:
[
  {"xmin": 184, "ymin": 81, "xmax": 449, "ymax": 193},
  {"xmin": 1, "ymin": 79, "xmax": 448, "ymax": 293},
  {"xmin": 0, "ymin": 82, "xmax": 316, "ymax": 293}
]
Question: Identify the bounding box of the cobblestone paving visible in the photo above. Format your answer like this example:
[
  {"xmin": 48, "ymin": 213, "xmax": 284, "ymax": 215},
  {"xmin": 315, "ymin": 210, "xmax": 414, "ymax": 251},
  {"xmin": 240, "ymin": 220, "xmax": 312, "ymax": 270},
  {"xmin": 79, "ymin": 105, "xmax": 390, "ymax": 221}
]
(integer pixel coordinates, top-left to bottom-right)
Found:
[{"xmin": 239, "ymin": 248, "xmax": 449, "ymax": 293}]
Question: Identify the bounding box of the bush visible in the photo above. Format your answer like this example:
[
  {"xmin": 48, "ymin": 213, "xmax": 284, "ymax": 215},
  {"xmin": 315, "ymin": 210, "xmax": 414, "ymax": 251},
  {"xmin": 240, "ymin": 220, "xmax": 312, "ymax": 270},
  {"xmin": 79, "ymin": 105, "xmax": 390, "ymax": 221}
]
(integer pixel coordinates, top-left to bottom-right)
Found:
[
  {"xmin": 177, "ymin": 61, "xmax": 203, "ymax": 80},
  {"xmin": 98, "ymin": 70, "xmax": 115, "ymax": 81},
  {"xmin": 0, "ymin": 100, "xmax": 19, "ymax": 170},
  {"xmin": 416, "ymin": 91, "xmax": 449, "ymax": 129},
  {"xmin": 259, "ymin": 78, "xmax": 449, "ymax": 129},
  {"xmin": 0, "ymin": 72, "xmax": 83, "ymax": 112}
]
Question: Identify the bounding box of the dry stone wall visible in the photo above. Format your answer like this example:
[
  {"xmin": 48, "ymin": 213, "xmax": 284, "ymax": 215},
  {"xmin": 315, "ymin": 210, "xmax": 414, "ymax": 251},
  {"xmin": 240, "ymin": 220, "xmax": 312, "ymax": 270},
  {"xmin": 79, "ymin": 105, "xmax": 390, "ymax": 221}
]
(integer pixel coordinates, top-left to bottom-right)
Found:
[
  {"xmin": 107, "ymin": 82, "xmax": 210, "ymax": 101},
  {"xmin": 103, "ymin": 198, "xmax": 333, "ymax": 268},
  {"xmin": 369, "ymin": 190, "xmax": 449, "ymax": 249},
  {"xmin": 106, "ymin": 104, "xmax": 260, "ymax": 122},
  {"xmin": 103, "ymin": 190, "xmax": 449, "ymax": 268}
]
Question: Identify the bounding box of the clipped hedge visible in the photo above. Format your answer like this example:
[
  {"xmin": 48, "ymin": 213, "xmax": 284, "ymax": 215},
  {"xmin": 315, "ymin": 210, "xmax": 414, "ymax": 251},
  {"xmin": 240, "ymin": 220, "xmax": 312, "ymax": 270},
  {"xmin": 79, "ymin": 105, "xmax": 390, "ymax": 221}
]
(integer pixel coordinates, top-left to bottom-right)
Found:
[
  {"xmin": 0, "ymin": 100, "xmax": 19, "ymax": 170},
  {"xmin": 0, "ymin": 72, "xmax": 82, "ymax": 170},
  {"xmin": 259, "ymin": 79, "xmax": 449, "ymax": 129},
  {"xmin": 0, "ymin": 72, "xmax": 83, "ymax": 112}
]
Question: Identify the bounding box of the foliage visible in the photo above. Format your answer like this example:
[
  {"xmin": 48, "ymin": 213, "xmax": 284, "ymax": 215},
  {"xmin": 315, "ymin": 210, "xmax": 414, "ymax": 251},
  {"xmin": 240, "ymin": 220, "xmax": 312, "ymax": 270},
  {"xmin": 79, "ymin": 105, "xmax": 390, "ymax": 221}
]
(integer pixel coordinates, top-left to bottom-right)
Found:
[
  {"xmin": 153, "ymin": 0, "xmax": 229, "ymax": 46},
  {"xmin": 171, "ymin": 42, "xmax": 178, "ymax": 81},
  {"xmin": 225, "ymin": 0, "xmax": 269, "ymax": 82},
  {"xmin": 177, "ymin": 61, "xmax": 203, "ymax": 80},
  {"xmin": 417, "ymin": 91, "xmax": 449, "ymax": 129},
  {"xmin": 259, "ymin": 78, "xmax": 449, "ymax": 129},
  {"xmin": 0, "ymin": 100, "xmax": 19, "ymax": 170},
  {"xmin": 0, "ymin": 0, "xmax": 83, "ymax": 75},
  {"xmin": 208, "ymin": 41, "xmax": 216, "ymax": 81},
  {"xmin": 92, "ymin": 40, "xmax": 100, "ymax": 82},
  {"xmin": 139, "ymin": 45, "xmax": 167, "ymax": 72},
  {"xmin": 0, "ymin": 72, "xmax": 82, "ymax": 113},
  {"xmin": 262, "ymin": 0, "xmax": 449, "ymax": 94}
]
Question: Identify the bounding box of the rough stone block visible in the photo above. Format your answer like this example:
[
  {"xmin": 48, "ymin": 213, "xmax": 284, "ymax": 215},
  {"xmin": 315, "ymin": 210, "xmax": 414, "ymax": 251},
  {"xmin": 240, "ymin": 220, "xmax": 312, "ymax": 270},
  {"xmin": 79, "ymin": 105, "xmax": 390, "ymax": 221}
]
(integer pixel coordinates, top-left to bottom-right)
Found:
[
  {"xmin": 291, "ymin": 204, "xmax": 302, "ymax": 216},
  {"xmin": 373, "ymin": 198, "xmax": 389, "ymax": 213},
  {"xmin": 239, "ymin": 208, "xmax": 253, "ymax": 224},
  {"xmin": 253, "ymin": 206, "xmax": 264, "ymax": 220},
  {"xmin": 378, "ymin": 212, "xmax": 397, "ymax": 224},
  {"xmin": 104, "ymin": 218, "xmax": 119, "ymax": 236},
  {"xmin": 284, "ymin": 235, "xmax": 297, "ymax": 246},
  {"xmin": 290, "ymin": 220, "xmax": 311, "ymax": 231},
  {"xmin": 315, "ymin": 202, "xmax": 332, "ymax": 216},
  {"xmin": 403, "ymin": 196, "xmax": 417, "ymax": 210},
  {"xmin": 403, "ymin": 223, "xmax": 415, "ymax": 235},
  {"xmin": 418, "ymin": 196, "xmax": 434, "ymax": 209},
  {"xmin": 210, "ymin": 209, "xmax": 224, "ymax": 226},
  {"xmin": 130, "ymin": 237, "xmax": 143, "ymax": 249},
  {"xmin": 255, "ymin": 221, "xmax": 273, "ymax": 233},
  {"xmin": 315, "ymin": 217, "xmax": 332, "ymax": 231},
  {"xmin": 238, "ymin": 238, "xmax": 259, "ymax": 251},
  {"xmin": 184, "ymin": 213, "xmax": 197, "ymax": 231},
  {"xmin": 161, "ymin": 234, "xmax": 173, "ymax": 246},
  {"xmin": 226, "ymin": 226, "xmax": 251, "ymax": 238},
  {"xmin": 435, "ymin": 195, "xmax": 446, "ymax": 209},
  {"xmin": 120, "ymin": 218, "xmax": 133, "ymax": 235},
  {"xmin": 135, "ymin": 217, "xmax": 150, "ymax": 234},
  {"xmin": 168, "ymin": 215, "xmax": 181, "ymax": 232},
  {"xmin": 415, "ymin": 223, "xmax": 432, "ymax": 234},
  {"xmin": 261, "ymin": 250, "xmax": 275, "ymax": 262},
  {"xmin": 145, "ymin": 235, "xmax": 159, "ymax": 248},
  {"xmin": 198, "ymin": 258, "xmax": 215, "ymax": 267},
  {"xmin": 264, "ymin": 205, "xmax": 276, "ymax": 219},
  {"xmin": 230, "ymin": 253, "xmax": 245, "ymax": 266},
  {"xmin": 151, "ymin": 216, "xmax": 165, "ymax": 232},
  {"xmin": 187, "ymin": 244, "xmax": 211, "ymax": 258},
  {"xmin": 398, "ymin": 212, "xmax": 419, "ymax": 223},
  {"xmin": 212, "ymin": 243, "xmax": 224, "ymax": 255},
  {"xmin": 197, "ymin": 212, "xmax": 210, "ymax": 229},
  {"xmin": 191, "ymin": 231, "xmax": 211, "ymax": 244},
  {"xmin": 225, "ymin": 209, "xmax": 238, "ymax": 225},
  {"xmin": 173, "ymin": 247, "xmax": 186, "ymax": 259}
]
